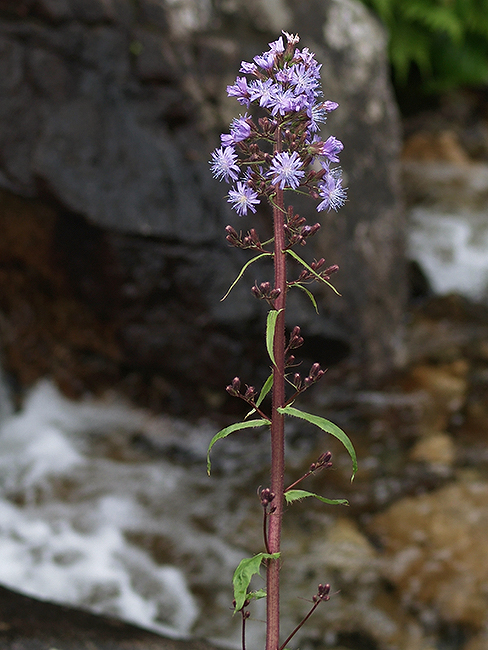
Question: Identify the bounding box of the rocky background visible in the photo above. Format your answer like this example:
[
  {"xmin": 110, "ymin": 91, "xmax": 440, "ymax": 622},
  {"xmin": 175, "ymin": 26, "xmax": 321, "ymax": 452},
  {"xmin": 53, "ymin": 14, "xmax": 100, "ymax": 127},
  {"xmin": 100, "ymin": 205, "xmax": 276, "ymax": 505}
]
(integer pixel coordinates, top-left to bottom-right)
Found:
[{"xmin": 0, "ymin": 0, "xmax": 404, "ymax": 415}]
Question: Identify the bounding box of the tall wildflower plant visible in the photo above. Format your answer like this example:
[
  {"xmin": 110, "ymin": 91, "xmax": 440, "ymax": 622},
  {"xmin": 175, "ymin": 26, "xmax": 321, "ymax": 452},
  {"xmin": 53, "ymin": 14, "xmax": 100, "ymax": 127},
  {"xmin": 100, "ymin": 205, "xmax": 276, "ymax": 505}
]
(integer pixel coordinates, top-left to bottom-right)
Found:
[{"xmin": 207, "ymin": 32, "xmax": 357, "ymax": 650}]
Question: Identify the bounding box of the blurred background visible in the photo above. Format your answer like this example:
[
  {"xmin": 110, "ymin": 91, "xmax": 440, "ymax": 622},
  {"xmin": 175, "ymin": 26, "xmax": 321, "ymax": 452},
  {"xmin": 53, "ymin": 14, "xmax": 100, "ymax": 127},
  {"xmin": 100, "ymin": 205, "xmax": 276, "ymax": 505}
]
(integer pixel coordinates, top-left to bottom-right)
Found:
[{"xmin": 0, "ymin": 0, "xmax": 488, "ymax": 649}]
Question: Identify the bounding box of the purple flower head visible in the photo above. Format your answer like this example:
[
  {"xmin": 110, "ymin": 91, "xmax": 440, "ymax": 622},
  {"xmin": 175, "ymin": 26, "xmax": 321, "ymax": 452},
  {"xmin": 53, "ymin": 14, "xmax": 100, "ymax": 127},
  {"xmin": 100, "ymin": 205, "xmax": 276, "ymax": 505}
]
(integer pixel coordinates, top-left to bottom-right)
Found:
[
  {"xmin": 227, "ymin": 76, "xmax": 251, "ymax": 107},
  {"xmin": 321, "ymin": 135, "xmax": 344, "ymax": 163},
  {"xmin": 270, "ymin": 86, "xmax": 302, "ymax": 116},
  {"xmin": 307, "ymin": 102, "xmax": 329, "ymax": 133},
  {"xmin": 228, "ymin": 181, "xmax": 261, "ymax": 216},
  {"xmin": 210, "ymin": 146, "xmax": 240, "ymax": 183},
  {"xmin": 293, "ymin": 47, "xmax": 316, "ymax": 67},
  {"xmin": 323, "ymin": 100, "xmax": 339, "ymax": 112},
  {"xmin": 249, "ymin": 79, "xmax": 277, "ymax": 108},
  {"xmin": 275, "ymin": 65, "xmax": 294, "ymax": 84},
  {"xmin": 289, "ymin": 63, "xmax": 321, "ymax": 96},
  {"xmin": 254, "ymin": 50, "xmax": 276, "ymax": 71},
  {"xmin": 268, "ymin": 35, "xmax": 285, "ymax": 56},
  {"xmin": 239, "ymin": 61, "xmax": 257, "ymax": 75},
  {"xmin": 316, "ymin": 168, "xmax": 347, "ymax": 212},
  {"xmin": 268, "ymin": 151, "xmax": 305, "ymax": 190},
  {"xmin": 282, "ymin": 31, "xmax": 300, "ymax": 46},
  {"xmin": 221, "ymin": 114, "xmax": 252, "ymax": 146}
]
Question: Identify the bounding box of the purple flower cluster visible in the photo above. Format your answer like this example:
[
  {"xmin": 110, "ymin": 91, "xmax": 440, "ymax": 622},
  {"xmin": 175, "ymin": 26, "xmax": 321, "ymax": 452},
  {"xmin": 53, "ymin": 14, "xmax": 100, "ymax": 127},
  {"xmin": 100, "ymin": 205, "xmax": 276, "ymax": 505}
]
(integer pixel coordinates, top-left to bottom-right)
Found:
[{"xmin": 210, "ymin": 31, "xmax": 347, "ymax": 215}]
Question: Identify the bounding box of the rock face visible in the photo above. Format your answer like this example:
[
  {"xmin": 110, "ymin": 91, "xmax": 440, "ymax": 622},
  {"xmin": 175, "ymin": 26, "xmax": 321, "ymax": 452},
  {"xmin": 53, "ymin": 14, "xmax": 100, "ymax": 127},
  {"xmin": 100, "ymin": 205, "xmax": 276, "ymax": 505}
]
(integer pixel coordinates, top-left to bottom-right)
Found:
[
  {"xmin": 0, "ymin": 0, "xmax": 405, "ymax": 409},
  {"xmin": 370, "ymin": 479, "xmax": 488, "ymax": 632},
  {"xmin": 0, "ymin": 584, "xmax": 222, "ymax": 650}
]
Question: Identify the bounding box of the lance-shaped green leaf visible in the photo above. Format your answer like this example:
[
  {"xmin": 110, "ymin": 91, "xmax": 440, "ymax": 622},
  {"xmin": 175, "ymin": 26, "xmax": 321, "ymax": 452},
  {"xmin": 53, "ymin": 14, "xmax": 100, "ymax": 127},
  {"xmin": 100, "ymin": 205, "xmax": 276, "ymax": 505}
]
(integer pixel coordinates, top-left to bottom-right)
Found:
[
  {"xmin": 291, "ymin": 282, "xmax": 319, "ymax": 313},
  {"xmin": 221, "ymin": 252, "xmax": 272, "ymax": 301},
  {"xmin": 286, "ymin": 249, "xmax": 340, "ymax": 296},
  {"xmin": 245, "ymin": 373, "xmax": 273, "ymax": 419},
  {"xmin": 284, "ymin": 489, "xmax": 348, "ymax": 506},
  {"xmin": 233, "ymin": 552, "xmax": 280, "ymax": 612},
  {"xmin": 277, "ymin": 405, "xmax": 357, "ymax": 480},
  {"xmin": 266, "ymin": 309, "xmax": 283, "ymax": 367},
  {"xmin": 207, "ymin": 419, "xmax": 270, "ymax": 475}
]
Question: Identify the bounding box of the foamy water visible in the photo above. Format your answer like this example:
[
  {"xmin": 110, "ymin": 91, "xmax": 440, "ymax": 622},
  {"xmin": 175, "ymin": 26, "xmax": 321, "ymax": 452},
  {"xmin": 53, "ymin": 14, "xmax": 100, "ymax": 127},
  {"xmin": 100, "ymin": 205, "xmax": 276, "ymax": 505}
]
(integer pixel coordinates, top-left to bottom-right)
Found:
[
  {"xmin": 0, "ymin": 377, "xmax": 271, "ymax": 648},
  {"xmin": 408, "ymin": 207, "xmax": 488, "ymax": 302},
  {"xmin": 0, "ymin": 380, "xmax": 203, "ymax": 637}
]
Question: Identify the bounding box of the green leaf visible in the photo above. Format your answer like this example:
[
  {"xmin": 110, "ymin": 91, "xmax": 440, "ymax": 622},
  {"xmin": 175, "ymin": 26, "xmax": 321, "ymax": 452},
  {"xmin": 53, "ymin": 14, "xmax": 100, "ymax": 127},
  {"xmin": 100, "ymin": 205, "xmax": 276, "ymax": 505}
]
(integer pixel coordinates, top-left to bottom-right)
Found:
[
  {"xmin": 266, "ymin": 309, "xmax": 283, "ymax": 367},
  {"xmin": 286, "ymin": 249, "xmax": 340, "ymax": 296},
  {"xmin": 207, "ymin": 419, "xmax": 270, "ymax": 475},
  {"xmin": 248, "ymin": 589, "xmax": 267, "ymax": 601},
  {"xmin": 221, "ymin": 252, "xmax": 272, "ymax": 301},
  {"xmin": 233, "ymin": 553, "xmax": 280, "ymax": 611},
  {"xmin": 293, "ymin": 283, "xmax": 319, "ymax": 313},
  {"xmin": 277, "ymin": 405, "xmax": 357, "ymax": 480},
  {"xmin": 245, "ymin": 373, "xmax": 273, "ymax": 419},
  {"xmin": 284, "ymin": 489, "xmax": 348, "ymax": 506},
  {"xmin": 256, "ymin": 373, "xmax": 273, "ymax": 407}
]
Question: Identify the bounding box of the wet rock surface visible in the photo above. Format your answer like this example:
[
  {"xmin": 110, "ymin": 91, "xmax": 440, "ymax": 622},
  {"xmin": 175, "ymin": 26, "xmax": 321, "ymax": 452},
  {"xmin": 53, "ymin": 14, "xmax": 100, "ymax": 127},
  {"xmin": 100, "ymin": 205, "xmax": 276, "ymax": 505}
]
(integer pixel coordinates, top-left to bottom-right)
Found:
[{"xmin": 0, "ymin": 584, "xmax": 220, "ymax": 650}]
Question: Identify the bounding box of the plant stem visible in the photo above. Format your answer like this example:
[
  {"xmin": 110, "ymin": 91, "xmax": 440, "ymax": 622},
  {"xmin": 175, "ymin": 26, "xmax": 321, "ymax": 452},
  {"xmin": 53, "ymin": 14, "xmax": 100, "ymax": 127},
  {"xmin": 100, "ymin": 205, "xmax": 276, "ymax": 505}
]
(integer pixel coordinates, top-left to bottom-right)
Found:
[
  {"xmin": 266, "ymin": 127, "xmax": 286, "ymax": 650},
  {"xmin": 278, "ymin": 601, "xmax": 320, "ymax": 650},
  {"xmin": 263, "ymin": 511, "xmax": 271, "ymax": 555},
  {"xmin": 241, "ymin": 611, "xmax": 247, "ymax": 650}
]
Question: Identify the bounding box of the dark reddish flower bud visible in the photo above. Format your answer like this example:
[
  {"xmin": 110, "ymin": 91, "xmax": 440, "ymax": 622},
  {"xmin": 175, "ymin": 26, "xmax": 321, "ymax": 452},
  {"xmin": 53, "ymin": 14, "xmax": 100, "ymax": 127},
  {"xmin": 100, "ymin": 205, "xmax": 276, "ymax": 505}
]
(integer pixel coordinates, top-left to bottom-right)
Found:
[
  {"xmin": 249, "ymin": 229, "xmax": 261, "ymax": 246},
  {"xmin": 285, "ymin": 354, "xmax": 296, "ymax": 367},
  {"xmin": 307, "ymin": 363, "xmax": 325, "ymax": 383},
  {"xmin": 322, "ymin": 264, "xmax": 339, "ymax": 279},
  {"xmin": 244, "ymin": 385, "xmax": 256, "ymax": 400},
  {"xmin": 310, "ymin": 451, "xmax": 332, "ymax": 472},
  {"xmin": 226, "ymin": 376, "xmax": 241, "ymax": 396},
  {"xmin": 318, "ymin": 451, "xmax": 332, "ymax": 465},
  {"xmin": 251, "ymin": 283, "xmax": 262, "ymax": 299},
  {"xmin": 225, "ymin": 225, "xmax": 238, "ymax": 238},
  {"xmin": 260, "ymin": 488, "xmax": 275, "ymax": 507},
  {"xmin": 317, "ymin": 583, "xmax": 331, "ymax": 600},
  {"xmin": 269, "ymin": 288, "xmax": 281, "ymax": 300},
  {"xmin": 288, "ymin": 326, "xmax": 304, "ymax": 350},
  {"xmin": 310, "ymin": 363, "xmax": 321, "ymax": 378},
  {"xmin": 225, "ymin": 225, "xmax": 242, "ymax": 247},
  {"xmin": 311, "ymin": 258, "xmax": 326, "ymax": 271}
]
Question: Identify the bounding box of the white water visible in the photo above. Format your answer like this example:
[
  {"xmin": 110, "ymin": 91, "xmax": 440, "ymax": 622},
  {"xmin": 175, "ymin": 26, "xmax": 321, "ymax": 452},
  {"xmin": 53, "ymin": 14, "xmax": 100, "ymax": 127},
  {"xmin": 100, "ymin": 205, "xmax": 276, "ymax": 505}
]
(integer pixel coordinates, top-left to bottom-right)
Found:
[
  {"xmin": 408, "ymin": 207, "xmax": 488, "ymax": 302},
  {"xmin": 0, "ymin": 379, "xmax": 202, "ymax": 637},
  {"xmin": 0, "ymin": 377, "xmax": 270, "ymax": 647}
]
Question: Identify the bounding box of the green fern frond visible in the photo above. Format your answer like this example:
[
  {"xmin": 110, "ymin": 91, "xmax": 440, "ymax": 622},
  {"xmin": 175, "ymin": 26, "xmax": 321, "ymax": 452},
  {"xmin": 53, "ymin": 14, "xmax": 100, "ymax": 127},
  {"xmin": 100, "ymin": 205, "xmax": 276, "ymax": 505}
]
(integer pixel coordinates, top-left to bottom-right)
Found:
[
  {"xmin": 357, "ymin": 0, "xmax": 488, "ymax": 92},
  {"xmin": 400, "ymin": 2, "xmax": 463, "ymax": 42}
]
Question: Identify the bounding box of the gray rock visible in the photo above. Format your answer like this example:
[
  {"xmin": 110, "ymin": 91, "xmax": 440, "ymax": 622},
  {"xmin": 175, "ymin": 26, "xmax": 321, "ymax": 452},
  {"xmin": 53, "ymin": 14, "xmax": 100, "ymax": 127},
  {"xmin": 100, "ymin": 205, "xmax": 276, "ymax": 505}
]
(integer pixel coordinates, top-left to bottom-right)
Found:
[
  {"xmin": 0, "ymin": 0, "xmax": 405, "ymax": 404},
  {"xmin": 0, "ymin": 584, "xmax": 224, "ymax": 650}
]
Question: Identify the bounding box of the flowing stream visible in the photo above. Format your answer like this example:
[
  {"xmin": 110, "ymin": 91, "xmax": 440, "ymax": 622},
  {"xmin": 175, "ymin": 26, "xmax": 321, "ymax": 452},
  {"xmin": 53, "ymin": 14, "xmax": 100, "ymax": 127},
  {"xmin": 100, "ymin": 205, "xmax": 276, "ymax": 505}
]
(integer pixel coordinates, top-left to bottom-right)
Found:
[{"xmin": 0, "ymin": 376, "xmax": 264, "ymax": 646}]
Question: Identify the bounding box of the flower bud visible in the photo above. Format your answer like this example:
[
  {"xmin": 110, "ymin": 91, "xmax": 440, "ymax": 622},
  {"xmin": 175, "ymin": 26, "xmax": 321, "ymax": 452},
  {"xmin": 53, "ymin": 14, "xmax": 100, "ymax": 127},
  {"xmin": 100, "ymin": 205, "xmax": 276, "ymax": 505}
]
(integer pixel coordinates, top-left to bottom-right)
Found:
[
  {"xmin": 311, "ymin": 258, "xmax": 326, "ymax": 271},
  {"xmin": 251, "ymin": 284, "xmax": 262, "ymax": 299},
  {"xmin": 244, "ymin": 385, "xmax": 256, "ymax": 400},
  {"xmin": 317, "ymin": 583, "xmax": 331, "ymax": 601}
]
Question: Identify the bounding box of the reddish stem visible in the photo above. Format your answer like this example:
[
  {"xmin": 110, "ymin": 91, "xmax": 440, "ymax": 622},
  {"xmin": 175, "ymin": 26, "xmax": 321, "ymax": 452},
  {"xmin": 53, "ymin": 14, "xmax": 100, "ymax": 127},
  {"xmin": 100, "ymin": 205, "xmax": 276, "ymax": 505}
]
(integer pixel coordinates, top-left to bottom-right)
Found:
[{"xmin": 266, "ymin": 128, "xmax": 286, "ymax": 650}]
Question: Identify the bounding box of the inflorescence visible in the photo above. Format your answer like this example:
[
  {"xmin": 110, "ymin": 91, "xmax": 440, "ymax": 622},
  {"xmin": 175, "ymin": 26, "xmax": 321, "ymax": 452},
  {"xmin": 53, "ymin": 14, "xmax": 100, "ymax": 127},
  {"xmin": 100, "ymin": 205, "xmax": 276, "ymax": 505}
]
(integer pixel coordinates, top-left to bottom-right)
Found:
[{"xmin": 210, "ymin": 31, "xmax": 347, "ymax": 216}]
